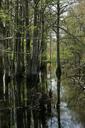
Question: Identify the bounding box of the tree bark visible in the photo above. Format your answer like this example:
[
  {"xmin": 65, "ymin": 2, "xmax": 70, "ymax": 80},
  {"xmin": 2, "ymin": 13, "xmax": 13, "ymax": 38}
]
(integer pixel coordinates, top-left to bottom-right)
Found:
[
  {"xmin": 56, "ymin": 0, "xmax": 61, "ymax": 128},
  {"xmin": 31, "ymin": 0, "xmax": 40, "ymax": 85}
]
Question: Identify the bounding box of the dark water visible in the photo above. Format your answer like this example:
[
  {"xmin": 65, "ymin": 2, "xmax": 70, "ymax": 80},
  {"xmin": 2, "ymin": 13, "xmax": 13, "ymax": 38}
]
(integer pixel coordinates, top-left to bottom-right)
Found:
[{"xmin": 0, "ymin": 76, "xmax": 85, "ymax": 128}]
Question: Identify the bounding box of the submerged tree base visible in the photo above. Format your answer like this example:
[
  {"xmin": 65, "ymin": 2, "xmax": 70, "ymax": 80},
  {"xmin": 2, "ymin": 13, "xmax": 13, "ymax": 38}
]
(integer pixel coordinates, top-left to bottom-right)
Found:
[{"xmin": 26, "ymin": 73, "xmax": 39, "ymax": 86}]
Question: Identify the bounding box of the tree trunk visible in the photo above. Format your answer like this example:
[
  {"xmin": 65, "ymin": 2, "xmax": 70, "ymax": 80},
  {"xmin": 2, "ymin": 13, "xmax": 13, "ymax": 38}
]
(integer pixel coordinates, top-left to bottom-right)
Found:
[
  {"xmin": 56, "ymin": 0, "xmax": 61, "ymax": 128},
  {"xmin": 41, "ymin": 9, "xmax": 47, "ymax": 90},
  {"xmin": 31, "ymin": 0, "xmax": 40, "ymax": 85},
  {"xmin": 25, "ymin": 0, "xmax": 31, "ymax": 79}
]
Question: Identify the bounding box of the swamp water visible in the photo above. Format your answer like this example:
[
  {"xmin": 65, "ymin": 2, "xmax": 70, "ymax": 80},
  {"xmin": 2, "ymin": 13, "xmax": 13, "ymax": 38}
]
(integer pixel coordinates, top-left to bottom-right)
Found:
[{"xmin": 0, "ymin": 77, "xmax": 85, "ymax": 128}]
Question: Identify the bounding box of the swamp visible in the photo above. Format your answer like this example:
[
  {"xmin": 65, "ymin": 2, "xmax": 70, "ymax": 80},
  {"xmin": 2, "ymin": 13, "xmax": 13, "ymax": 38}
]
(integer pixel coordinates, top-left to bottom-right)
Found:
[{"xmin": 0, "ymin": 0, "xmax": 85, "ymax": 128}]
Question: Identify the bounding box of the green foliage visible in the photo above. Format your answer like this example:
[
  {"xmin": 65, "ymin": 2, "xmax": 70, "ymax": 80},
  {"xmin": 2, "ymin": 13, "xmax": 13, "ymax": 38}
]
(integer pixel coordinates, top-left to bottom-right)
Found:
[{"xmin": 0, "ymin": 9, "xmax": 11, "ymax": 22}]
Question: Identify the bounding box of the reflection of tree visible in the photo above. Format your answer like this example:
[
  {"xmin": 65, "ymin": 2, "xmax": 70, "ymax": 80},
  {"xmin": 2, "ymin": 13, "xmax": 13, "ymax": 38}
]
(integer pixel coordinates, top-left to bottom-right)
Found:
[
  {"xmin": 39, "ymin": 92, "xmax": 48, "ymax": 128},
  {"xmin": 0, "ymin": 76, "xmax": 53, "ymax": 128},
  {"xmin": 26, "ymin": 87, "xmax": 51, "ymax": 128}
]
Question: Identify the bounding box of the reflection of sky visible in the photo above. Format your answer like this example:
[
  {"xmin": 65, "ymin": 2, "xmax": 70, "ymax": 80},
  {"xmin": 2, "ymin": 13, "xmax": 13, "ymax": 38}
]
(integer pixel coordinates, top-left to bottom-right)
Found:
[
  {"xmin": 48, "ymin": 78, "xmax": 65, "ymax": 97},
  {"xmin": 47, "ymin": 78, "xmax": 84, "ymax": 128},
  {"xmin": 47, "ymin": 117, "xmax": 58, "ymax": 128},
  {"xmin": 47, "ymin": 102, "xmax": 84, "ymax": 128}
]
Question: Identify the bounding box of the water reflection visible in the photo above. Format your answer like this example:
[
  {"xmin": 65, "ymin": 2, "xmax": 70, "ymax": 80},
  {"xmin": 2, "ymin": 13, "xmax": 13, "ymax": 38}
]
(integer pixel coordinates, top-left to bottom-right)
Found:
[{"xmin": 0, "ymin": 78, "xmax": 85, "ymax": 128}]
